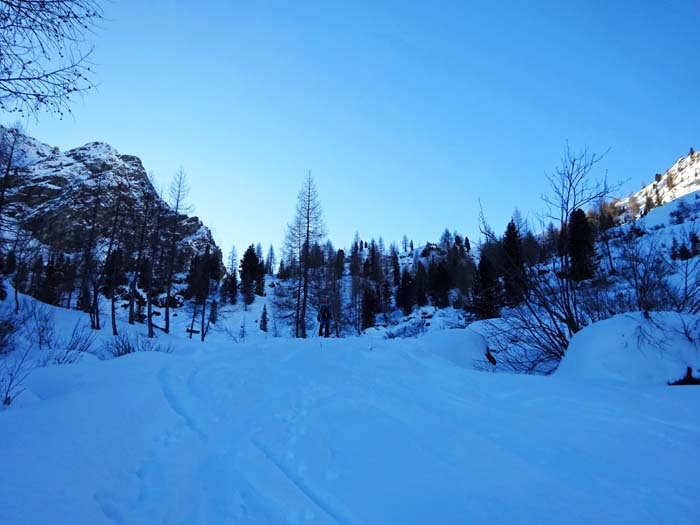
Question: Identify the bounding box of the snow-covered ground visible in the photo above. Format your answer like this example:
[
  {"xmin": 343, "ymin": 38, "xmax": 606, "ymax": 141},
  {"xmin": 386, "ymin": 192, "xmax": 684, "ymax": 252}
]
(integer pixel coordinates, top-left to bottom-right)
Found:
[{"xmin": 1, "ymin": 296, "xmax": 698, "ymax": 524}]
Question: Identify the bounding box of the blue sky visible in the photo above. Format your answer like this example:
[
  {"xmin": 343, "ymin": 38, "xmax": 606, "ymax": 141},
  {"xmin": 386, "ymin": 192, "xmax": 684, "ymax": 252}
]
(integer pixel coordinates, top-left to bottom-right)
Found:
[{"xmin": 15, "ymin": 0, "xmax": 700, "ymax": 260}]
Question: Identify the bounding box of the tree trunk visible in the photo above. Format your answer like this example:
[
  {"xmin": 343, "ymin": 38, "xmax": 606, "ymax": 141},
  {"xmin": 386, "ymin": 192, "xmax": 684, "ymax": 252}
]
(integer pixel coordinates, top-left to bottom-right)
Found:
[
  {"xmin": 111, "ymin": 292, "xmax": 118, "ymax": 336},
  {"xmin": 200, "ymin": 298, "xmax": 206, "ymax": 342},
  {"xmin": 147, "ymin": 294, "xmax": 154, "ymax": 338},
  {"xmin": 189, "ymin": 301, "xmax": 198, "ymax": 339},
  {"xmin": 13, "ymin": 279, "xmax": 19, "ymax": 313}
]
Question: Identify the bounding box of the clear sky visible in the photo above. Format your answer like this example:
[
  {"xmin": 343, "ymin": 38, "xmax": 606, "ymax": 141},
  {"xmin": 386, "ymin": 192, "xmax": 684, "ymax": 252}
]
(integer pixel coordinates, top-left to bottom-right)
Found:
[{"xmin": 12, "ymin": 0, "xmax": 700, "ymax": 261}]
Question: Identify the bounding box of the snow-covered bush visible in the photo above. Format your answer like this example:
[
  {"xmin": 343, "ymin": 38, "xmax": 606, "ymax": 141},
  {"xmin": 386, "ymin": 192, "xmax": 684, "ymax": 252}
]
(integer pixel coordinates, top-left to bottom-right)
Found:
[
  {"xmin": 385, "ymin": 318, "xmax": 426, "ymax": 339},
  {"xmin": 0, "ymin": 305, "xmax": 31, "ymax": 406},
  {"xmin": 103, "ymin": 333, "xmax": 171, "ymax": 358},
  {"xmin": 36, "ymin": 323, "xmax": 96, "ymax": 366}
]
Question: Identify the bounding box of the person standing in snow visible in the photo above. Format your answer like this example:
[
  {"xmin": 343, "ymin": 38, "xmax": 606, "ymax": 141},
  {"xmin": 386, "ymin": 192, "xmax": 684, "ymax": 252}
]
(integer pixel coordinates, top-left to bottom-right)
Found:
[{"xmin": 317, "ymin": 298, "xmax": 332, "ymax": 338}]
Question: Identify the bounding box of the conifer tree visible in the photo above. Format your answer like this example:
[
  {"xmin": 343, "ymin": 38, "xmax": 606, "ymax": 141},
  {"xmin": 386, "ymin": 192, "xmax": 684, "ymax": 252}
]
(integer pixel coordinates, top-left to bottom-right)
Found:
[
  {"xmin": 428, "ymin": 261, "xmax": 451, "ymax": 307},
  {"xmin": 439, "ymin": 228, "xmax": 453, "ymax": 252},
  {"xmin": 240, "ymin": 245, "xmax": 260, "ymax": 307},
  {"xmin": 502, "ymin": 220, "xmax": 526, "ymax": 306},
  {"xmin": 283, "ymin": 174, "xmax": 326, "ymax": 338},
  {"xmin": 164, "ymin": 168, "xmax": 191, "ymax": 334},
  {"xmin": 222, "ymin": 246, "xmax": 238, "ymax": 304},
  {"xmin": 567, "ymin": 208, "xmax": 596, "ymax": 281},
  {"xmin": 361, "ymin": 286, "xmax": 379, "ymax": 330},
  {"xmin": 472, "ymin": 256, "xmax": 501, "ymax": 320},
  {"xmin": 37, "ymin": 254, "xmax": 62, "ymax": 306},
  {"xmin": 391, "ymin": 247, "xmax": 401, "ymax": 287},
  {"xmin": 265, "ymin": 245, "xmax": 276, "ymax": 275},
  {"xmin": 643, "ymin": 195, "xmax": 655, "ymax": 216},
  {"xmin": 396, "ymin": 267, "xmax": 415, "ymax": 315},
  {"xmin": 414, "ymin": 262, "xmax": 428, "ymax": 307}
]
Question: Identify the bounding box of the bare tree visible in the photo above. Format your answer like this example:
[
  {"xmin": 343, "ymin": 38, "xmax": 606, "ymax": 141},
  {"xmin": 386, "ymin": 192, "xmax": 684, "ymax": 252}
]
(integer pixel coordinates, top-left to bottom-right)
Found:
[
  {"xmin": 145, "ymin": 188, "xmax": 166, "ymax": 338},
  {"xmin": 0, "ymin": 0, "xmax": 103, "ymax": 116},
  {"xmin": 483, "ymin": 146, "xmax": 617, "ymax": 372},
  {"xmin": 128, "ymin": 184, "xmax": 154, "ymax": 325},
  {"xmin": 284, "ymin": 173, "xmax": 325, "ymax": 338},
  {"xmin": 163, "ymin": 168, "xmax": 191, "ymax": 334},
  {"xmin": 617, "ymin": 226, "xmax": 674, "ymax": 313},
  {"xmin": 670, "ymin": 247, "xmax": 700, "ymax": 315}
]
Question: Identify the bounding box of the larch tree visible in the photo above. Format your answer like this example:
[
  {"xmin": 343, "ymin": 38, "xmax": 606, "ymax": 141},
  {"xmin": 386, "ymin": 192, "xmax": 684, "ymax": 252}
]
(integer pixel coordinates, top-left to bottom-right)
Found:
[
  {"xmin": 265, "ymin": 245, "xmax": 276, "ymax": 275},
  {"xmin": 284, "ymin": 174, "xmax": 325, "ymax": 338},
  {"xmin": 127, "ymin": 184, "xmax": 153, "ymax": 325},
  {"xmin": 221, "ymin": 245, "xmax": 238, "ymax": 305},
  {"xmin": 163, "ymin": 168, "xmax": 191, "ymax": 334}
]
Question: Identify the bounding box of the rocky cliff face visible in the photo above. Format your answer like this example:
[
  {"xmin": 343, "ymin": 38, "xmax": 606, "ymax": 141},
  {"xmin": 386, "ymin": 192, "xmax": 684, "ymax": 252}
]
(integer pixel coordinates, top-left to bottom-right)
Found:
[{"xmin": 0, "ymin": 126, "xmax": 217, "ymax": 277}]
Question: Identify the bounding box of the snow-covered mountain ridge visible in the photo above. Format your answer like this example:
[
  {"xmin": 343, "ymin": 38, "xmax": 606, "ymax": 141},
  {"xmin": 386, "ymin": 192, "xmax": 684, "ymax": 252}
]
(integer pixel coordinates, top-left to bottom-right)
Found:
[{"xmin": 622, "ymin": 147, "xmax": 700, "ymax": 216}]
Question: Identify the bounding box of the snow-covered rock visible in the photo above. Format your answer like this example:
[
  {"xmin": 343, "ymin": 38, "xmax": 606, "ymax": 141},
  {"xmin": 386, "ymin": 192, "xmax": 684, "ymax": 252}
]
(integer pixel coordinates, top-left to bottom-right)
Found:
[
  {"xmin": 0, "ymin": 125, "xmax": 218, "ymax": 275},
  {"xmin": 556, "ymin": 312, "xmax": 700, "ymax": 385}
]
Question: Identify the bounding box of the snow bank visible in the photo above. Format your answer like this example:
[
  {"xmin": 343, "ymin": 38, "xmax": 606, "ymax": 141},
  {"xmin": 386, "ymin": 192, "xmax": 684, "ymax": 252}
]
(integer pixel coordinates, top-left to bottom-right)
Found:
[
  {"xmin": 417, "ymin": 328, "xmax": 487, "ymax": 369},
  {"xmin": 556, "ymin": 312, "xmax": 700, "ymax": 385},
  {"xmin": 1, "ymin": 310, "xmax": 699, "ymax": 523}
]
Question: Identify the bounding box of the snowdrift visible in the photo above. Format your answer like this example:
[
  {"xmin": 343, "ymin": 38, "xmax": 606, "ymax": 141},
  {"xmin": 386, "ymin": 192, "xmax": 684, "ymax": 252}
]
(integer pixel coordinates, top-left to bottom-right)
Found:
[{"xmin": 556, "ymin": 312, "xmax": 700, "ymax": 385}]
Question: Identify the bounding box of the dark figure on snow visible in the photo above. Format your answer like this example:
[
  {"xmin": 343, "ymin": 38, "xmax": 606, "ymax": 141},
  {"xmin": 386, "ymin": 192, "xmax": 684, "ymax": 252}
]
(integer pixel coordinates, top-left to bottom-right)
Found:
[{"xmin": 317, "ymin": 298, "xmax": 332, "ymax": 338}]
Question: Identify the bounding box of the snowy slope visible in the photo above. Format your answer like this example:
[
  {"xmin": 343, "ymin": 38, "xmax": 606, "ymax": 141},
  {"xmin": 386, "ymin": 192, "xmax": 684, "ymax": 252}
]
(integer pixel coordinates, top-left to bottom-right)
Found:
[
  {"xmin": 621, "ymin": 148, "xmax": 700, "ymax": 216},
  {"xmin": 1, "ymin": 296, "xmax": 698, "ymax": 524}
]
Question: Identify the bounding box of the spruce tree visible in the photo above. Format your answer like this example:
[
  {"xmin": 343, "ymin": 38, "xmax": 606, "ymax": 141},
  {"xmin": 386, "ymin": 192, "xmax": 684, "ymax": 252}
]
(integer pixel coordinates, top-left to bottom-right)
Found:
[
  {"xmin": 391, "ymin": 248, "xmax": 401, "ymax": 287},
  {"xmin": 361, "ymin": 286, "xmax": 379, "ymax": 330},
  {"xmin": 239, "ymin": 245, "xmax": 260, "ymax": 306},
  {"xmin": 567, "ymin": 208, "xmax": 596, "ymax": 282},
  {"xmin": 439, "ymin": 228, "xmax": 453, "ymax": 252},
  {"xmin": 472, "ymin": 256, "xmax": 501, "ymax": 320},
  {"xmin": 414, "ymin": 262, "xmax": 428, "ymax": 307},
  {"xmin": 428, "ymin": 261, "xmax": 451, "ymax": 307},
  {"xmin": 502, "ymin": 220, "xmax": 526, "ymax": 306},
  {"xmin": 255, "ymin": 256, "xmax": 266, "ymax": 296},
  {"xmin": 396, "ymin": 267, "xmax": 415, "ymax": 315}
]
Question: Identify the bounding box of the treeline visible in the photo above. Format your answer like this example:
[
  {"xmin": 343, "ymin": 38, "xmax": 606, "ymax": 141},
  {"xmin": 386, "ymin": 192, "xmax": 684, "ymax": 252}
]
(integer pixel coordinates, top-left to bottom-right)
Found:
[
  {"xmin": 4, "ymin": 128, "xmax": 700, "ymax": 372},
  {"xmin": 265, "ymin": 150, "xmax": 700, "ymax": 376}
]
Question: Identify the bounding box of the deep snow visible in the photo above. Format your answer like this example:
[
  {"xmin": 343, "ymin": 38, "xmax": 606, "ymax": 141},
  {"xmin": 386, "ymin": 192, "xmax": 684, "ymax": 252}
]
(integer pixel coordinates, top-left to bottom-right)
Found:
[{"xmin": 1, "ymin": 301, "xmax": 699, "ymax": 524}]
